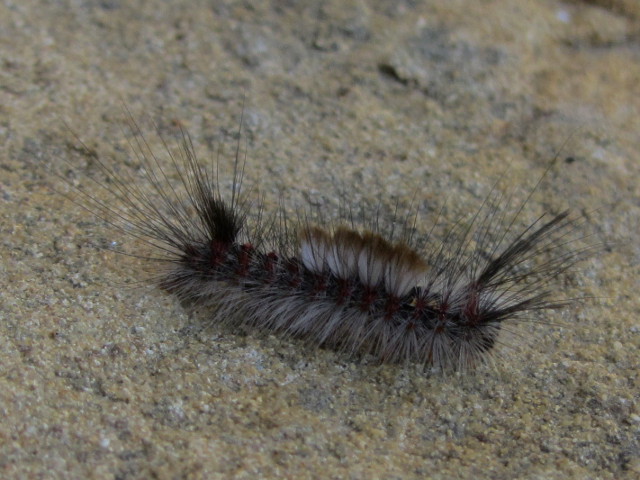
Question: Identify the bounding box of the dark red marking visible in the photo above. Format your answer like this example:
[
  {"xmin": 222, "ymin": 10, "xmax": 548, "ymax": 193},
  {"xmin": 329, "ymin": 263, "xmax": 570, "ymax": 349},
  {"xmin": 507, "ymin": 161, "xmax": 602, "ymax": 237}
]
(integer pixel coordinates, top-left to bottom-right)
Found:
[
  {"xmin": 462, "ymin": 283, "xmax": 480, "ymax": 325},
  {"xmin": 360, "ymin": 288, "xmax": 377, "ymax": 312},
  {"xmin": 263, "ymin": 252, "xmax": 279, "ymax": 283},
  {"xmin": 210, "ymin": 240, "xmax": 229, "ymax": 267},
  {"xmin": 412, "ymin": 294, "xmax": 427, "ymax": 320}
]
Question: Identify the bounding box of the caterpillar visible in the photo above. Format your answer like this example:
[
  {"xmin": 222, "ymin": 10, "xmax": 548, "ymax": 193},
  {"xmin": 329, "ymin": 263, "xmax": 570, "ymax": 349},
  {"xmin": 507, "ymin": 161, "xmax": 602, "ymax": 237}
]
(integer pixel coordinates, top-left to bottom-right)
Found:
[{"xmin": 62, "ymin": 114, "xmax": 587, "ymax": 371}]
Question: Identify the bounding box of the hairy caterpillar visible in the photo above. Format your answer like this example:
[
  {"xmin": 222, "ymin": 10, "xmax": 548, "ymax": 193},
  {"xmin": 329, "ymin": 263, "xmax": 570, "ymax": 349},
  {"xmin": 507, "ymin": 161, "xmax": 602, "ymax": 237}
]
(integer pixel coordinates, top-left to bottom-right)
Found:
[{"xmin": 62, "ymin": 114, "xmax": 587, "ymax": 371}]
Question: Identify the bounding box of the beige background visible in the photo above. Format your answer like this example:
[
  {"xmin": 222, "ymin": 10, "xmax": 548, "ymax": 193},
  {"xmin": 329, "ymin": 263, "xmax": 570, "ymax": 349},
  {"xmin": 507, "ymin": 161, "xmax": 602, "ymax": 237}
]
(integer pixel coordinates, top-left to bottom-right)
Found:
[{"xmin": 1, "ymin": 0, "xmax": 639, "ymax": 478}]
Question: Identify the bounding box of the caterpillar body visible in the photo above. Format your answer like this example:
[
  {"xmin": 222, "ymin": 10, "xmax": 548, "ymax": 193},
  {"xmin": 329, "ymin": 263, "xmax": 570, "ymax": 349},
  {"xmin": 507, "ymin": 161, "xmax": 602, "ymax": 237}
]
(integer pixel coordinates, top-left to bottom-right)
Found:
[{"xmin": 66, "ymin": 118, "xmax": 585, "ymax": 371}]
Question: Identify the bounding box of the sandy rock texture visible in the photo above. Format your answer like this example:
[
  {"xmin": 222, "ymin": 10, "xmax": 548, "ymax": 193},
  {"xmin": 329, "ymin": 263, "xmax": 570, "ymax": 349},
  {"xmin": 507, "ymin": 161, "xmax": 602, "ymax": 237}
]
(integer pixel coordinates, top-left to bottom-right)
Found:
[{"xmin": 1, "ymin": 1, "xmax": 638, "ymax": 478}]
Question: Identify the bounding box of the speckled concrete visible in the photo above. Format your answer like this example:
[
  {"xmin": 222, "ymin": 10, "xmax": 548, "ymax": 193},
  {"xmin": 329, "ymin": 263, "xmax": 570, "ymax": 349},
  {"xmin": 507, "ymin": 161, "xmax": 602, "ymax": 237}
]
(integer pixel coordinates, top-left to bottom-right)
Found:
[{"xmin": 1, "ymin": 1, "xmax": 639, "ymax": 478}]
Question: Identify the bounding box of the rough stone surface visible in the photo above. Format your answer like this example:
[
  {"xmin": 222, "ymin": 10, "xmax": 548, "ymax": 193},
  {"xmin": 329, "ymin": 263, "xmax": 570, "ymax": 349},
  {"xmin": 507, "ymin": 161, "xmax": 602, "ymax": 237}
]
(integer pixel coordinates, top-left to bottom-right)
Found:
[{"xmin": 1, "ymin": 1, "xmax": 638, "ymax": 478}]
